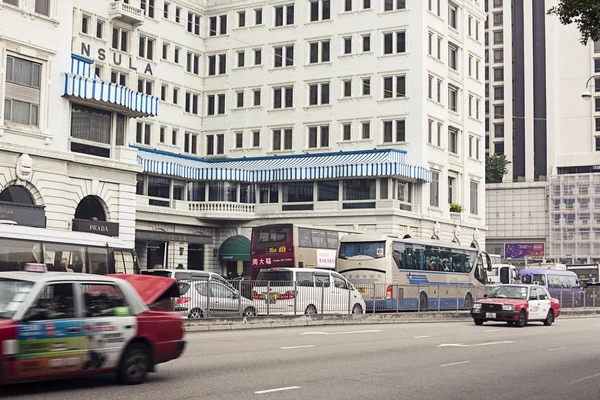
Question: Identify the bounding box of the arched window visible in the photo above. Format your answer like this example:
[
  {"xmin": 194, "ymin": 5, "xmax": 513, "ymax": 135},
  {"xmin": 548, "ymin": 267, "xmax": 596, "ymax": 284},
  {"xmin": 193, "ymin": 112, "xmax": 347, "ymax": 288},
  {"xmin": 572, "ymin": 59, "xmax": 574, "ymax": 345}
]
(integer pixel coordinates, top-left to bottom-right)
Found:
[
  {"xmin": 75, "ymin": 196, "xmax": 106, "ymax": 221},
  {"xmin": 0, "ymin": 186, "xmax": 34, "ymax": 205},
  {"xmin": 403, "ymin": 234, "xmax": 412, "ymax": 239}
]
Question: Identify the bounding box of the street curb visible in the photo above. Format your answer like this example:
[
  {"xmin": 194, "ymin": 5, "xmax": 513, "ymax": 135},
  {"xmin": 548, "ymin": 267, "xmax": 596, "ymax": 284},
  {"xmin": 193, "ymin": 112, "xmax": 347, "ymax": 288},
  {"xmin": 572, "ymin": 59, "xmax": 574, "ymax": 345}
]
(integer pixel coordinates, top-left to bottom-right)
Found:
[{"xmin": 183, "ymin": 309, "xmax": 600, "ymax": 332}]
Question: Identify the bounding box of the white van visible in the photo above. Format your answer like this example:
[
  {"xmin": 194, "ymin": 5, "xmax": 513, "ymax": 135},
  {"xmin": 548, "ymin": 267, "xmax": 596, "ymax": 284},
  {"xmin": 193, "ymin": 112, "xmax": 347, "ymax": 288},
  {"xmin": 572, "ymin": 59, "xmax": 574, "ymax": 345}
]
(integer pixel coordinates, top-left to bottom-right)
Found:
[{"xmin": 254, "ymin": 268, "xmax": 366, "ymax": 315}]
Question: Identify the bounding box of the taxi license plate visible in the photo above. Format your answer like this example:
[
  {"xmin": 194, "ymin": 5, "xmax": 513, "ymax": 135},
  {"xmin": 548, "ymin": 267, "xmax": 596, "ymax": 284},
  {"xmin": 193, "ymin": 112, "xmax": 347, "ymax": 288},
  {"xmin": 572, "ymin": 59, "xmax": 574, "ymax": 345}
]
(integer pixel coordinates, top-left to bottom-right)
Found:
[
  {"xmin": 486, "ymin": 312, "xmax": 496, "ymax": 319},
  {"xmin": 357, "ymin": 287, "xmax": 366, "ymax": 294}
]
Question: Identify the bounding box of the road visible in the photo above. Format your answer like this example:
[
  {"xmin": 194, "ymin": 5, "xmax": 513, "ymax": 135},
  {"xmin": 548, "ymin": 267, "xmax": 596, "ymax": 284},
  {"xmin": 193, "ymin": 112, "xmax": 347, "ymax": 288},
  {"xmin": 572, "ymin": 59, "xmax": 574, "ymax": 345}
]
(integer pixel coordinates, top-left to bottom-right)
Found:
[{"xmin": 4, "ymin": 317, "xmax": 600, "ymax": 400}]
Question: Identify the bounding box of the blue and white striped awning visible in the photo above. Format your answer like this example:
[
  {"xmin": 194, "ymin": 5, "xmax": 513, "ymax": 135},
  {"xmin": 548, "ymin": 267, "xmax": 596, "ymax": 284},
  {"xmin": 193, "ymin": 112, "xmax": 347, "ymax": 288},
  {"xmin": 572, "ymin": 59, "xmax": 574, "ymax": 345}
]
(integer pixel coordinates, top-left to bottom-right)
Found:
[
  {"xmin": 135, "ymin": 147, "xmax": 433, "ymax": 183},
  {"xmin": 62, "ymin": 54, "xmax": 159, "ymax": 118}
]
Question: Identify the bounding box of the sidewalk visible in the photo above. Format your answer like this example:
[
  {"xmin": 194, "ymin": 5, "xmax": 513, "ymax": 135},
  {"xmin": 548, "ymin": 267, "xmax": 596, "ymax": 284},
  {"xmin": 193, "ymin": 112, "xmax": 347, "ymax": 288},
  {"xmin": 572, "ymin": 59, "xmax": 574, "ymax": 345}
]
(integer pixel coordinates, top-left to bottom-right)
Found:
[{"xmin": 184, "ymin": 308, "xmax": 600, "ymax": 332}]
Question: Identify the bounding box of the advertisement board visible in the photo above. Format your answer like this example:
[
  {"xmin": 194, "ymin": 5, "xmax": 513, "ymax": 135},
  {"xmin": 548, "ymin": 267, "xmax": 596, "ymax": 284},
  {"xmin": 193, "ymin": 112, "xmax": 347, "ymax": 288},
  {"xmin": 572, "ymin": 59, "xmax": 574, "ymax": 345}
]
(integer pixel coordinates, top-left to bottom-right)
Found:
[{"xmin": 504, "ymin": 243, "xmax": 545, "ymax": 259}]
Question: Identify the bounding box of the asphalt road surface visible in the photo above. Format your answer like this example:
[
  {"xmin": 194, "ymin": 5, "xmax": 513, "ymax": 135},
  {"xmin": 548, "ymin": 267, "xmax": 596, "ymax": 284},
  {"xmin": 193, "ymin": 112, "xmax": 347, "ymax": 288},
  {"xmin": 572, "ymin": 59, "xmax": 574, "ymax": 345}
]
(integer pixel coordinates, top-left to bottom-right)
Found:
[{"xmin": 4, "ymin": 317, "xmax": 600, "ymax": 400}]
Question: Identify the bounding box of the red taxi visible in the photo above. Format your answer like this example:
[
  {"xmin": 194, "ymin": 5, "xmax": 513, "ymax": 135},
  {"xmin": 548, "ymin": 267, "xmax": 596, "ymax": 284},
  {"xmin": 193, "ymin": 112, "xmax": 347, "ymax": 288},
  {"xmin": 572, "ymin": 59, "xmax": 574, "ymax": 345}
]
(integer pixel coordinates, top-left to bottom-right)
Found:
[
  {"xmin": 0, "ymin": 267, "xmax": 185, "ymax": 385},
  {"xmin": 471, "ymin": 284, "xmax": 560, "ymax": 327}
]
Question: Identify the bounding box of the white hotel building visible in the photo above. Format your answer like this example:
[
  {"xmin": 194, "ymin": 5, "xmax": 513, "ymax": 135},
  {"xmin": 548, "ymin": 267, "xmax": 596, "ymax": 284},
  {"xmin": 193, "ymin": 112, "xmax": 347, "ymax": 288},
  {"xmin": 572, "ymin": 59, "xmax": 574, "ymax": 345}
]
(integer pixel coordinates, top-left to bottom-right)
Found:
[{"xmin": 0, "ymin": 0, "xmax": 486, "ymax": 276}]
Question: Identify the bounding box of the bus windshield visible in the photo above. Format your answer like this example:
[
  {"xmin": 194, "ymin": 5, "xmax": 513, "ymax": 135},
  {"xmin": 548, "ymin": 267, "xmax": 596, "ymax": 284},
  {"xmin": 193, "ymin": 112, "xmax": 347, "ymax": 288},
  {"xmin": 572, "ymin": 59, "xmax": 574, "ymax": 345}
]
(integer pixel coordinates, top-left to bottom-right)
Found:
[{"xmin": 339, "ymin": 241, "xmax": 386, "ymax": 259}]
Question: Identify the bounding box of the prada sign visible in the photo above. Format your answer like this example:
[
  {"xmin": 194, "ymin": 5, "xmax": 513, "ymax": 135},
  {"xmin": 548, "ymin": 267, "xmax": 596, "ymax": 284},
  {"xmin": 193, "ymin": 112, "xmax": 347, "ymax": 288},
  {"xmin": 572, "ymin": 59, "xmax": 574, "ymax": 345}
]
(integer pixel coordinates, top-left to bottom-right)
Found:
[
  {"xmin": 72, "ymin": 219, "xmax": 119, "ymax": 237},
  {"xmin": 0, "ymin": 201, "xmax": 46, "ymax": 228}
]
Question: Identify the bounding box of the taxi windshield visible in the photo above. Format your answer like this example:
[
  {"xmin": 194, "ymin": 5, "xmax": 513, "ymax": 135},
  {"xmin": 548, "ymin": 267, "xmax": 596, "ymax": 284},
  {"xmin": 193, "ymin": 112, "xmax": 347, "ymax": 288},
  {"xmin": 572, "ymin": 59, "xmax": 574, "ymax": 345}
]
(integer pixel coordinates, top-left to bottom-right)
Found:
[
  {"xmin": 0, "ymin": 279, "xmax": 34, "ymax": 319},
  {"xmin": 488, "ymin": 285, "xmax": 528, "ymax": 300}
]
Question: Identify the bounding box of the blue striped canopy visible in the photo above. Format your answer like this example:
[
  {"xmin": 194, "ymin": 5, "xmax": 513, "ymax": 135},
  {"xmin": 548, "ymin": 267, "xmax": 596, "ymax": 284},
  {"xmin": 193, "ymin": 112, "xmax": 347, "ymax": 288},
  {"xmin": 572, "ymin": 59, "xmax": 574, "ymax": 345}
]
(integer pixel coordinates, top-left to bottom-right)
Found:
[
  {"xmin": 135, "ymin": 146, "xmax": 433, "ymax": 183},
  {"xmin": 61, "ymin": 54, "xmax": 159, "ymax": 118}
]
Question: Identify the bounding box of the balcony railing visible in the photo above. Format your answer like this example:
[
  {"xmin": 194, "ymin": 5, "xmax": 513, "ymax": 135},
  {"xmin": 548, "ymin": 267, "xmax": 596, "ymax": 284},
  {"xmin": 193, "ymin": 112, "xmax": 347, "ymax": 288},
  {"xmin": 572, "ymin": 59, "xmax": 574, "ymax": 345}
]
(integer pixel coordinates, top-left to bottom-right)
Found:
[
  {"xmin": 187, "ymin": 202, "xmax": 255, "ymax": 214},
  {"xmin": 109, "ymin": 1, "xmax": 144, "ymax": 26}
]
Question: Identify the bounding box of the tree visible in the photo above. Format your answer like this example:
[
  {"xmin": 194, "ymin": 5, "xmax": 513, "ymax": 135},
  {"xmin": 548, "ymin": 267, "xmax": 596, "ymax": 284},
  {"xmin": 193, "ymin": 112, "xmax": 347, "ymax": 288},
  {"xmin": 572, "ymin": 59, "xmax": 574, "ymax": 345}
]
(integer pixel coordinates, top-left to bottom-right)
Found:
[
  {"xmin": 548, "ymin": 0, "xmax": 600, "ymax": 44},
  {"xmin": 486, "ymin": 154, "xmax": 509, "ymax": 183}
]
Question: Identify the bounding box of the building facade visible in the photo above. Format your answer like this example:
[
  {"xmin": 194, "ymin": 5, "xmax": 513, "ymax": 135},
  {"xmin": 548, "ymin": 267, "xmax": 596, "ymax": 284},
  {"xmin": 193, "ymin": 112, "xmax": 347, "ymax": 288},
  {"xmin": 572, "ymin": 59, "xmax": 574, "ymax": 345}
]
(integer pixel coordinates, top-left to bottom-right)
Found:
[
  {"xmin": 484, "ymin": 0, "xmax": 600, "ymax": 264},
  {"xmin": 0, "ymin": 0, "xmax": 487, "ymax": 276}
]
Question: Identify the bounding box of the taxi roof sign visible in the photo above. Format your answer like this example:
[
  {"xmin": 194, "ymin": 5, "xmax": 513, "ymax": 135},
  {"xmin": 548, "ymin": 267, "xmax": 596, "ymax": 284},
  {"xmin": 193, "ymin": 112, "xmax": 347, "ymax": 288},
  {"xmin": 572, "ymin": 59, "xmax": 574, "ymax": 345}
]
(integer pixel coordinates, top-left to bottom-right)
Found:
[{"xmin": 24, "ymin": 263, "xmax": 47, "ymax": 273}]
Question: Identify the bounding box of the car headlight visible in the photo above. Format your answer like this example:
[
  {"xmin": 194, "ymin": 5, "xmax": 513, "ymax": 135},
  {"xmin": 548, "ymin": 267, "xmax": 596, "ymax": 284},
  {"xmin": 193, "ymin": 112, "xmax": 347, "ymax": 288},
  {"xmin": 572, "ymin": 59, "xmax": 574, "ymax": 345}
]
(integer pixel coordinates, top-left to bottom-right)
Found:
[
  {"xmin": 473, "ymin": 303, "xmax": 482, "ymax": 309},
  {"xmin": 502, "ymin": 305, "xmax": 515, "ymax": 311}
]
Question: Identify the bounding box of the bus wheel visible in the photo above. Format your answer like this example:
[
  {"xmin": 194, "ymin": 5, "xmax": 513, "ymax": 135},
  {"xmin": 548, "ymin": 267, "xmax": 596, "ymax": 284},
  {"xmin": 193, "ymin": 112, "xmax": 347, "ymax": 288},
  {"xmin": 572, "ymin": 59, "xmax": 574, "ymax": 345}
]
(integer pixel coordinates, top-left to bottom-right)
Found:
[
  {"xmin": 305, "ymin": 305, "xmax": 318, "ymax": 316},
  {"xmin": 464, "ymin": 293, "xmax": 473, "ymax": 309},
  {"xmin": 418, "ymin": 292, "xmax": 428, "ymax": 311}
]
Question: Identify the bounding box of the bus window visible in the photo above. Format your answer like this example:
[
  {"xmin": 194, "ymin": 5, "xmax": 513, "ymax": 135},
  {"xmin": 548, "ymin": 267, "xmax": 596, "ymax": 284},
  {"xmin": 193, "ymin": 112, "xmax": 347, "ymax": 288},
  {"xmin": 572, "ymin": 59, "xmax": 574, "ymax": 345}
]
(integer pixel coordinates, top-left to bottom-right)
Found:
[
  {"xmin": 88, "ymin": 247, "xmax": 109, "ymax": 275},
  {"xmin": 413, "ymin": 247, "xmax": 424, "ymax": 270},
  {"xmin": 44, "ymin": 243, "xmax": 86, "ymax": 272},
  {"xmin": 325, "ymin": 231, "xmax": 339, "ymax": 249},
  {"xmin": 258, "ymin": 228, "xmax": 287, "ymax": 243},
  {"xmin": 404, "ymin": 245, "xmax": 414, "ymax": 269},
  {"xmin": 311, "ymin": 230, "xmax": 327, "ymax": 248},
  {"xmin": 114, "ymin": 250, "xmax": 136, "ymax": 274},
  {"xmin": 298, "ymin": 228, "xmax": 312, "ymax": 247},
  {"xmin": 0, "ymin": 239, "xmax": 42, "ymax": 271},
  {"xmin": 392, "ymin": 242, "xmax": 405, "ymax": 269},
  {"xmin": 338, "ymin": 241, "xmax": 386, "ymax": 259},
  {"xmin": 532, "ymin": 274, "xmax": 546, "ymax": 286},
  {"xmin": 521, "ymin": 274, "xmax": 532, "ymax": 284},
  {"xmin": 451, "ymin": 250, "xmax": 465, "ymax": 273},
  {"xmin": 424, "ymin": 246, "xmax": 439, "ymax": 271},
  {"xmin": 439, "ymin": 249, "xmax": 451, "ymax": 272},
  {"xmin": 548, "ymin": 275, "xmax": 561, "ymax": 289},
  {"xmin": 465, "ymin": 251, "xmax": 476, "ymax": 273}
]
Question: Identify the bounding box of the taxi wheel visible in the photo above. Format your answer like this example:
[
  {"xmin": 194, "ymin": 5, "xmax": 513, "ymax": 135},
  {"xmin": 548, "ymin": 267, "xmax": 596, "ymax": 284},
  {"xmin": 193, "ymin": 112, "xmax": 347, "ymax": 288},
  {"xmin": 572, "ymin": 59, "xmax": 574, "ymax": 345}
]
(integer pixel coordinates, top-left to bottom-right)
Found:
[
  {"xmin": 543, "ymin": 310, "xmax": 554, "ymax": 326},
  {"xmin": 516, "ymin": 310, "xmax": 527, "ymax": 327},
  {"xmin": 474, "ymin": 319, "xmax": 484, "ymax": 326},
  {"xmin": 118, "ymin": 343, "xmax": 151, "ymax": 385}
]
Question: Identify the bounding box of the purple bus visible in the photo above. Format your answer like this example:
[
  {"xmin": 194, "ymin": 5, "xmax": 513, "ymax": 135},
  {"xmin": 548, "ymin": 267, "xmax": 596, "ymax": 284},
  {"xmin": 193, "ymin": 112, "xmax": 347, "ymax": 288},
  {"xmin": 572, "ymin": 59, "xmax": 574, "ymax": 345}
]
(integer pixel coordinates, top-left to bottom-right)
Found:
[{"xmin": 518, "ymin": 268, "xmax": 580, "ymax": 308}]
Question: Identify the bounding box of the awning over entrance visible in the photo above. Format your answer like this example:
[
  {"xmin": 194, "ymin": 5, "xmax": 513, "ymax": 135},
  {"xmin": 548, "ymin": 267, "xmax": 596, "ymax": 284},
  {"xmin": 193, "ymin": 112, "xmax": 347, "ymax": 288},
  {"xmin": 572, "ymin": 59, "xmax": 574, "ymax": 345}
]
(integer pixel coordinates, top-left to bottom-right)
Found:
[
  {"xmin": 136, "ymin": 230, "xmax": 213, "ymax": 245},
  {"xmin": 135, "ymin": 146, "xmax": 432, "ymax": 183},
  {"xmin": 219, "ymin": 235, "xmax": 250, "ymax": 262},
  {"xmin": 62, "ymin": 55, "xmax": 159, "ymax": 118}
]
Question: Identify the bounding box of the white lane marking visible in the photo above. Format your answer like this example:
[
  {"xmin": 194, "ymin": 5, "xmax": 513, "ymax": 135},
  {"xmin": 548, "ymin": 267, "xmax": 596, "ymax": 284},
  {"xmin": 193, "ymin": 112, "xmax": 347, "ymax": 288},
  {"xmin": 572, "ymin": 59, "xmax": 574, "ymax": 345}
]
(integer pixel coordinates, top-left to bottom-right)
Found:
[
  {"xmin": 280, "ymin": 345, "xmax": 315, "ymax": 350},
  {"xmin": 440, "ymin": 360, "xmax": 471, "ymax": 367},
  {"xmin": 485, "ymin": 329, "xmax": 501, "ymax": 332},
  {"xmin": 570, "ymin": 372, "xmax": 600, "ymax": 385},
  {"xmin": 549, "ymin": 347, "xmax": 568, "ymax": 352},
  {"xmin": 255, "ymin": 386, "xmax": 301, "ymax": 394},
  {"xmin": 301, "ymin": 329, "xmax": 381, "ymax": 336},
  {"xmin": 413, "ymin": 335, "xmax": 432, "ymax": 339},
  {"xmin": 437, "ymin": 341, "xmax": 514, "ymax": 348}
]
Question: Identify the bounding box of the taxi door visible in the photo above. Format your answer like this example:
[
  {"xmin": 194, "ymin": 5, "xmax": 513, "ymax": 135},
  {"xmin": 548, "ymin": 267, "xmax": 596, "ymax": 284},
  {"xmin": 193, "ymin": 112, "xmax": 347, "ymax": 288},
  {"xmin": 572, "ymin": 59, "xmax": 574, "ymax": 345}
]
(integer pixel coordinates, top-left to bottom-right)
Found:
[
  {"xmin": 535, "ymin": 287, "xmax": 551, "ymax": 320},
  {"xmin": 15, "ymin": 282, "xmax": 85, "ymax": 380},
  {"xmin": 527, "ymin": 287, "xmax": 543, "ymax": 320}
]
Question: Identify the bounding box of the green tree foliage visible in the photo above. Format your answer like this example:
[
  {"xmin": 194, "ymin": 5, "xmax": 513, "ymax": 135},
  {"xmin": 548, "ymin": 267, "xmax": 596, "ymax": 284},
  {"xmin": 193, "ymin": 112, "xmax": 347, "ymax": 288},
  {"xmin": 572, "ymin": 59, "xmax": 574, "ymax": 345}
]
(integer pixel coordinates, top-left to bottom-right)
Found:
[
  {"xmin": 548, "ymin": 0, "xmax": 600, "ymax": 44},
  {"xmin": 486, "ymin": 154, "xmax": 509, "ymax": 183}
]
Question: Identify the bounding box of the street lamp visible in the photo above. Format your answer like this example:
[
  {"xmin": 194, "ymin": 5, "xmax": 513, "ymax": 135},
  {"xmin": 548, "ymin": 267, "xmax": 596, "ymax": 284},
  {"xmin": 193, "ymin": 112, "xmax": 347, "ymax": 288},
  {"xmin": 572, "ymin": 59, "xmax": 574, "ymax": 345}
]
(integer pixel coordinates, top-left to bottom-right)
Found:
[{"xmin": 582, "ymin": 75, "xmax": 600, "ymax": 100}]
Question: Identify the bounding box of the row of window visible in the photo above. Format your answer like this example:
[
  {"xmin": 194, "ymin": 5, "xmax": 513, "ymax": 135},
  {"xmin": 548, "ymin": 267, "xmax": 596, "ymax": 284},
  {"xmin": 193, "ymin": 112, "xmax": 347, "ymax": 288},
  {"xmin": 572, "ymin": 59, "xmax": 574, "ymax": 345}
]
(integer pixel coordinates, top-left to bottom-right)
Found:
[
  {"xmin": 430, "ymin": 170, "xmax": 480, "ymax": 215},
  {"xmin": 2, "ymin": 0, "xmax": 49, "ymax": 16}
]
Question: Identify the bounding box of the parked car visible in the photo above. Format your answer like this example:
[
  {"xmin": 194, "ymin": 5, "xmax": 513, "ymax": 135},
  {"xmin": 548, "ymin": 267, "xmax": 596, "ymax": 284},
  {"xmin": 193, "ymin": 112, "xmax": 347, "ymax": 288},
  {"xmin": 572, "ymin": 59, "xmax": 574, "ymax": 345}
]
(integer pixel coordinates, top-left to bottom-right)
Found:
[
  {"xmin": 141, "ymin": 268, "xmax": 232, "ymax": 288},
  {"xmin": 0, "ymin": 265, "xmax": 185, "ymax": 385},
  {"xmin": 176, "ymin": 279, "xmax": 257, "ymax": 318},
  {"xmin": 253, "ymin": 268, "xmax": 366, "ymax": 315},
  {"xmin": 230, "ymin": 276, "xmax": 252, "ymax": 299},
  {"xmin": 471, "ymin": 284, "xmax": 560, "ymax": 327}
]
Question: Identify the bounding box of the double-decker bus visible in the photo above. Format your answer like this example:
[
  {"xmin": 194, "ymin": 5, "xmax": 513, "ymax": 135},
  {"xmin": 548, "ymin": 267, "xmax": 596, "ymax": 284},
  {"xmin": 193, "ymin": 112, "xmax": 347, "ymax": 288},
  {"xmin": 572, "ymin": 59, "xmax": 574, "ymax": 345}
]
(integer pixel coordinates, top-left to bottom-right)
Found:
[
  {"xmin": 336, "ymin": 233, "xmax": 492, "ymax": 311},
  {"xmin": 250, "ymin": 223, "xmax": 358, "ymax": 280},
  {"xmin": 0, "ymin": 221, "xmax": 138, "ymax": 274}
]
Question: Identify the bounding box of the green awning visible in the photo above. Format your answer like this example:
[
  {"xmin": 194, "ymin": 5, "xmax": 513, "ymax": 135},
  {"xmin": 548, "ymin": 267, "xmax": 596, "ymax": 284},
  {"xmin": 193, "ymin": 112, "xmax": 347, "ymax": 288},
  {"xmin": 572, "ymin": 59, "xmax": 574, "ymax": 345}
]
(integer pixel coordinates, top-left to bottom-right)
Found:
[{"xmin": 219, "ymin": 235, "xmax": 250, "ymax": 262}]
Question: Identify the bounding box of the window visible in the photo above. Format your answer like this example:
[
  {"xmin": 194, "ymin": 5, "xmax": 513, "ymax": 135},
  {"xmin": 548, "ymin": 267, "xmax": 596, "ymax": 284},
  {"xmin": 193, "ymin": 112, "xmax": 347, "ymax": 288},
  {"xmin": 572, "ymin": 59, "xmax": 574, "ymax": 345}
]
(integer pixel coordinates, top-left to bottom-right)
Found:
[
  {"xmin": 468, "ymin": 15, "xmax": 472, "ymax": 36},
  {"xmin": 186, "ymin": 51, "xmax": 200, "ymax": 74},
  {"xmin": 448, "ymin": 85, "xmax": 458, "ymax": 112},
  {"xmin": 96, "ymin": 20, "xmax": 104, "ymax": 39},
  {"xmin": 238, "ymin": 10, "xmax": 246, "ymax": 27},
  {"xmin": 206, "ymin": 133, "xmax": 225, "ymax": 155},
  {"xmin": 493, "ymin": 31, "xmax": 503, "ymax": 44},
  {"xmin": 475, "ymin": 21, "xmax": 480, "ymax": 40},
  {"xmin": 493, "ymin": 0, "xmax": 503, "ymax": 7},
  {"xmin": 82, "ymin": 14, "xmax": 90, "ymax": 34},
  {"xmin": 110, "ymin": 70, "xmax": 127, "ymax": 86},
  {"xmin": 272, "ymin": 128, "xmax": 293, "ymax": 150},
  {"xmin": 342, "ymin": 123, "xmax": 352, "ymax": 140},
  {"xmin": 493, "ymin": 12, "xmax": 502, "ymax": 26},
  {"xmin": 468, "ymin": 55, "xmax": 473, "ymax": 77},
  {"xmin": 309, "ymin": 40, "xmax": 330, "ymax": 63},
  {"xmin": 235, "ymin": 131, "xmax": 243, "ymax": 148},
  {"xmin": 428, "ymin": 75, "xmax": 433, "ymax": 99},
  {"xmin": 253, "ymin": 89, "xmax": 261, "ymax": 106},
  {"xmin": 111, "ymin": 27, "xmax": 129, "ymax": 52},
  {"xmin": 595, "ymin": 98, "xmax": 600, "ymax": 112},
  {"xmin": 448, "ymin": 44, "xmax": 458, "ymax": 70},
  {"xmin": 595, "ymin": 59, "xmax": 600, "ymax": 73},
  {"xmin": 307, "ymin": 125, "xmax": 330, "ymax": 148},
  {"xmin": 237, "ymin": 50, "xmax": 245, "ymax": 67},
  {"xmin": 236, "ymin": 90, "xmax": 244, "ymax": 108},
  {"xmin": 34, "ymin": 0, "xmax": 49, "ymax": 16},
  {"xmin": 437, "ymin": 123, "xmax": 442, "ymax": 146},
  {"xmin": 448, "ymin": 127, "xmax": 459, "ymax": 154},
  {"xmin": 141, "ymin": 0, "xmax": 155, "ymax": 18},
  {"xmin": 254, "ymin": 49, "xmax": 262, "ymax": 65},
  {"xmin": 209, "ymin": 14, "xmax": 228, "ymax": 36},
  {"xmin": 136, "ymin": 122, "xmax": 152, "ymax": 145},
  {"xmin": 161, "ymin": 84, "xmax": 167, "ymax": 101},
  {"xmin": 138, "ymin": 36, "xmax": 155, "ymax": 60},
  {"xmin": 159, "ymin": 126, "xmax": 166, "ymax": 143},
  {"xmin": 448, "ymin": 3, "xmax": 457, "ymax": 29},
  {"xmin": 468, "ymin": 94, "xmax": 473, "ymax": 117},
  {"xmin": 475, "ymin": 59, "xmax": 480, "ymax": 80},
  {"xmin": 274, "ymin": 44, "xmax": 294, "ymax": 67},
  {"xmin": 208, "ymin": 53, "xmax": 227, "ymax": 75},
  {"xmin": 344, "ymin": 0, "xmax": 352, "ymax": 11},
  {"xmin": 428, "ymin": 32, "xmax": 433, "ymax": 55},
  {"xmin": 342, "ymin": 79, "xmax": 352, "ymax": 97},
  {"xmin": 383, "ymin": 0, "xmax": 406, "ymax": 12},
  {"xmin": 361, "ymin": 121, "xmax": 370, "ymax": 139},
  {"xmin": 162, "ymin": 42, "xmax": 169, "ymax": 60},
  {"xmin": 185, "ymin": 92, "xmax": 200, "ymax": 115},
  {"xmin": 476, "ymin": 98, "xmax": 480, "ymax": 119},
  {"xmin": 69, "ymin": 105, "xmax": 118, "ymax": 158},
  {"xmin": 255, "ymin": 8, "xmax": 263, "ymax": 24},
  {"xmin": 494, "ymin": 124, "xmax": 504, "ymax": 138},
  {"xmin": 206, "ymin": 93, "xmax": 225, "ymax": 115},
  {"xmin": 187, "ymin": 12, "xmax": 201, "ymax": 35},
  {"xmin": 28, "ymin": 283, "xmax": 75, "ymax": 320},
  {"xmin": 94, "ymin": 66, "xmax": 102, "ymax": 79},
  {"xmin": 137, "ymin": 78, "xmax": 153, "ymax": 95},
  {"xmin": 437, "ymin": 36, "xmax": 442, "ymax": 59},
  {"xmin": 362, "ymin": 77, "xmax": 371, "ymax": 96},
  {"xmin": 470, "ymin": 181, "xmax": 479, "ymax": 214},
  {"xmin": 437, "ymin": 79, "xmax": 442, "ymax": 102},
  {"xmin": 382, "ymin": 120, "xmax": 405, "ymax": 143},
  {"xmin": 249, "ymin": 130, "xmax": 259, "ymax": 147},
  {"xmin": 428, "ymin": 120, "xmax": 433, "ymax": 144},
  {"xmin": 362, "ymin": 34, "xmax": 371, "ymax": 52},
  {"xmin": 430, "ymin": 171, "xmax": 439, "ymax": 207},
  {"xmin": 493, "ymin": 67, "xmax": 504, "ymax": 81},
  {"xmin": 174, "ymin": 47, "xmax": 180, "ymax": 63},
  {"xmin": 274, "ymin": 4, "xmax": 294, "ymax": 26},
  {"xmin": 4, "ymin": 56, "xmax": 41, "ymax": 127},
  {"xmin": 343, "ymin": 37, "xmax": 352, "ymax": 55},
  {"xmin": 383, "ymin": 31, "xmax": 406, "ymax": 54},
  {"xmin": 173, "ymin": 87, "xmax": 179, "ymax": 105},
  {"xmin": 494, "ymin": 105, "xmax": 504, "ymax": 119},
  {"xmin": 273, "ymin": 86, "xmax": 294, "ymax": 108},
  {"xmin": 476, "ymin": 138, "xmax": 480, "ymax": 160},
  {"xmin": 448, "ymin": 176, "xmax": 455, "ymax": 204},
  {"xmin": 163, "ymin": 2, "xmax": 170, "ymax": 18},
  {"xmin": 309, "ymin": 0, "xmax": 330, "ymax": 22},
  {"xmin": 494, "ymin": 49, "xmax": 504, "ymax": 62},
  {"xmin": 494, "ymin": 86, "xmax": 504, "ymax": 100},
  {"xmin": 383, "ymin": 75, "xmax": 406, "ymax": 98},
  {"xmin": 172, "ymin": 128, "xmax": 178, "ymax": 146},
  {"xmin": 308, "ymin": 82, "xmax": 330, "ymax": 105},
  {"xmin": 175, "ymin": 7, "xmax": 181, "ymax": 22},
  {"xmin": 363, "ymin": 0, "xmax": 371, "ymax": 9}
]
